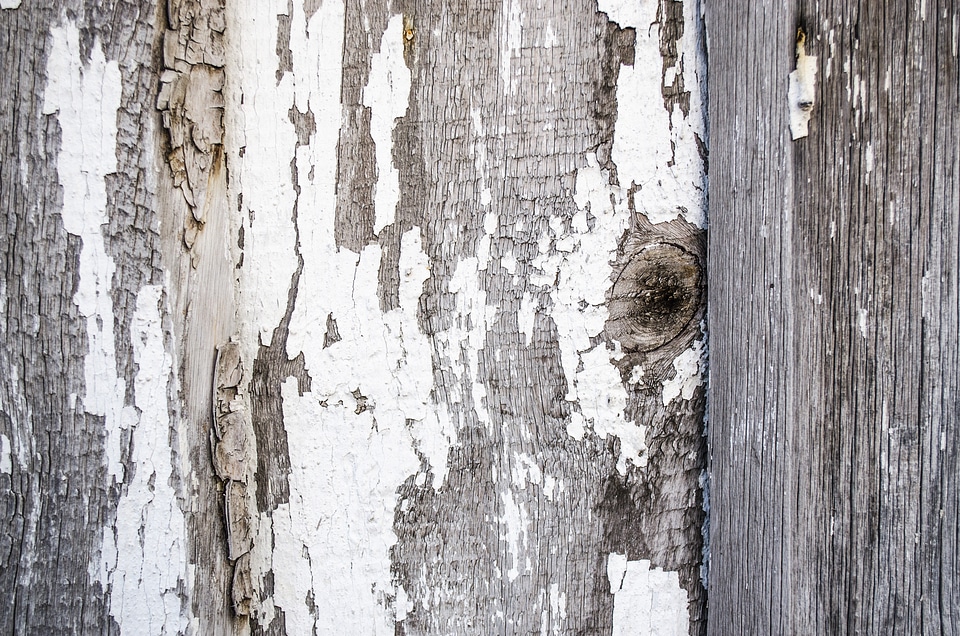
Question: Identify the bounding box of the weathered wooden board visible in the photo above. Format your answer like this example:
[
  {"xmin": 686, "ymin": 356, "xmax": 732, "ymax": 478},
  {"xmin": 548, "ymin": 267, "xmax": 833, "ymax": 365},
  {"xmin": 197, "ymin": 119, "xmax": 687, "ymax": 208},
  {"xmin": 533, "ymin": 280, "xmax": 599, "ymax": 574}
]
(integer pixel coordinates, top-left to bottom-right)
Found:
[
  {"xmin": 1, "ymin": 0, "xmax": 710, "ymax": 634},
  {"xmin": 706, "ymin": 1, "xmax": 960, "ymax": 633}
]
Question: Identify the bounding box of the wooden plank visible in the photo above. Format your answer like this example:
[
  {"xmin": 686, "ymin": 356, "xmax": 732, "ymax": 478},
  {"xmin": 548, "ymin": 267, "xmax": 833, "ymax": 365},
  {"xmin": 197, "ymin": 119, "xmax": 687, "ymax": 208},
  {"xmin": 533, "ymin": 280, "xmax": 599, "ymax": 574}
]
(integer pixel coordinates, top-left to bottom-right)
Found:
[{"xmin": 706, "ymin": 1, "xmax": 960, "ymax": 633}]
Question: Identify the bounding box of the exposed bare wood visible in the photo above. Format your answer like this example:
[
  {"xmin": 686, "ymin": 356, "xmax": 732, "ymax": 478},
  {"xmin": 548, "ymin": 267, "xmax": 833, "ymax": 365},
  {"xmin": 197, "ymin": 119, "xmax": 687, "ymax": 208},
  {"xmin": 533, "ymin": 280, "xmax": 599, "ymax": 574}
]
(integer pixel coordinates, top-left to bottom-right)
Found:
[{"xmin": 706, "ymin": 1, "xmax": 960, "ymax": 633}]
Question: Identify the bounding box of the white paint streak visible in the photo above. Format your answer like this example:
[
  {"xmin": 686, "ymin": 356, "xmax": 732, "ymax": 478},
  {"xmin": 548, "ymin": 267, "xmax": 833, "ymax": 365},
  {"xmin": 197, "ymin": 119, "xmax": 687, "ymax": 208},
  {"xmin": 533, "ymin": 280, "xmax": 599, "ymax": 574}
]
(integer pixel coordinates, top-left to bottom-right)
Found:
[
  {"xmin": 442, "ymin": 257, "xmax": 498, "ymax": 435},
  {"xmin": 517, "ymin": 292, "xmax": 537, "ymax": 345},
  {"xmin": 364, "ymin": 15, "xmax": 411, "ymax": 234},
  {"xmin": 232, "ymin": 8, "xmax": 459, "ymax": 629},
  {"xmin": 662, "ymin": 335, "xmax": 707, "ymax": 406},
  {"xmin": 548, "ymin": 583, "xmax": 567, "ymax": 629},
  {"xmin": 0, "ymin": 433, "xmax": 10, "ymax": 474},
  {"xmin": 0, "ymin": 0, "xmax": 21, "ymax": 9},
  {"xmin": 607, "ymin": 552, "xmax": 628, "ymax": 592},
  {"xmin": 102, "ymin": 286, "xmax": 190, "ymax": 634},
  {"xmin": 857, "ymin": 308, "xmax": 869, "ymax": 339},
  {"xmin": 232, "ymin": 0, "xmax": 301, "ymax": 347},
  {"xmin": 608, "ymin": 554, "xmax": 689, "ymax": 636},
  {"xmin": 43, "ymin": 24, "xmax": 129, "ymax": 480},
  {"xmin": 500, "ymin": 0, "xmax": 524, "ymax": 94},
  {"xmin": 789, "ymin": 34, "xmax": 818, "ymax": 140}
]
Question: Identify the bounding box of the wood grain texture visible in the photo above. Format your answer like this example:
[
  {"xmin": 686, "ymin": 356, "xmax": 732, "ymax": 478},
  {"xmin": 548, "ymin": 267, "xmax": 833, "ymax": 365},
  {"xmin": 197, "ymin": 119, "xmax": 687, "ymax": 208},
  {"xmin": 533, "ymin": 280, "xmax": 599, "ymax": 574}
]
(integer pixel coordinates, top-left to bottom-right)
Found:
[{"xmin": 706, "ymin": 1, "xmax": 960, "ymax": 633}]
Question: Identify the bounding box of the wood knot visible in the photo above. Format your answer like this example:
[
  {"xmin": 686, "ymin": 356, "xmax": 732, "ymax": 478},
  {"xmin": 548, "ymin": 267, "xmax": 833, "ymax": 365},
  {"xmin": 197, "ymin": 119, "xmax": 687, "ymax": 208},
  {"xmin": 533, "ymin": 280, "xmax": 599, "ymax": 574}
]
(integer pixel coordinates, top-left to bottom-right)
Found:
[{"xmin": 607, "ymin": 243, "xmax": 702, "ymax": 352}]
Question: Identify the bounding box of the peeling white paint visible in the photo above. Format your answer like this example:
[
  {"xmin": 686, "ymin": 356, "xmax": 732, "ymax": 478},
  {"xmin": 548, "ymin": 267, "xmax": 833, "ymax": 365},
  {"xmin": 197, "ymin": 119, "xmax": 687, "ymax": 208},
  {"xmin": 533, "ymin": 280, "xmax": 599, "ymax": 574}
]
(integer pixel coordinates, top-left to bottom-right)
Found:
[
  {"xmin": 43, "ymin": 23, "xmax": 129, "ymax": 480},
  {"xmin": 534, "ymin": 155, "xmax": 645, "ymax": 473},
  {"xmin": 102, "ymin": 285, "xmax": 191, "ymax": 635},
  {"xmin": 825, "ymin": 28, "xmax": 836, "ymax": 79},
  {"xmin": 857, "ymin": 308, "xmax": 869, "ymax": 339},
  {"xmin": 548, "ymin": 583, "xmax": 567, "ymax": 627},
  {"xmin": 511, "ymin": 452, "xmax": 559, "ymax": 502},
  {"xmin": 364, "ymin": 15, "xmax": 411, "ymax": 234},
  {"xmin": 662, "ymin": 335, "xmax": 707, "ymax": 406},
  {"xmin": 0, "ymin": 0, "xmax": 21, "ymax": 9},
  {"xmin": 607, "ymin": 552, "xmax": 628, "ymax": 592},
  {"xmin": 543, "ymin": 22, "xmax": 559, "ymax": 48},
  {"xmin": 517, "ymin": 292, "xmax": 538, "ymax": 345},
  {"xmin": 600, "ymin": 0, "xmax": 707, "ymax": 228},
  {"xmin": 608, "ymin": 554, "xmax": 689, "ymax": 636},
  {"xmin": 238, "ymin": 6, "xmax": 457, "ymax": 629},
  {"xmin": 230, "ymin": 4, "xmax": 476, "ymax": 628},
  {"xmin": 789, "ymin": 32, "xmax": 818, "ymax": 140},
  {"xmin": 442, "ymin": 256, "xmax": 498, "ymax": 435}
]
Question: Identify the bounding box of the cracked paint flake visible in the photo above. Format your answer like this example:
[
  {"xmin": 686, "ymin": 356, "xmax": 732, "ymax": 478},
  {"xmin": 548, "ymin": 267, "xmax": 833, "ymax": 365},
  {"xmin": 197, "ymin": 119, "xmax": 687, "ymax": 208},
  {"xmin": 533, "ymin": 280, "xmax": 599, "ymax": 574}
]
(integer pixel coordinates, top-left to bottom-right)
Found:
[
  {"xmin": 0, "ymin": 433, "xmax": 10, "ymax": 474},
  {"xmin": 42, "ymin": 22, "xmax": 129, "ymax": 480},
  {"xmin": 500, "ymin": 488, "xmax": 531, "ymax": 582},
  {"xmin": 500, "ymin": 0, "xmax": 525, "ymax": 94},
  {"xmin": 788, "ymin": 29, "xmax": 818, "ymax": 140},
  {"xmin": 231, "ymin": 0, "xmax": 302, "ymax": 348},
  {"xmin": 277, "ymin": 227, "xmax": 451, "ymax": 631}
]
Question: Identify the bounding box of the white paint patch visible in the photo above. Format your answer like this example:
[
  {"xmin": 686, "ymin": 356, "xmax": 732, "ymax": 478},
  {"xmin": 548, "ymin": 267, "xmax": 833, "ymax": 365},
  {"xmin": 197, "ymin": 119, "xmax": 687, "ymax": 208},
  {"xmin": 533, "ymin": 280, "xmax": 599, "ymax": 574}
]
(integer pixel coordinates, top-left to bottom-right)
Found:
[
  {"xmin": 102, "ymin": 286, "xmax": 190, "ymax": 635},
  {"xmin": 543, "ymin": 22, "xmax": 559, "ymax": 48},
  {"xmin": 607, "ymin": 552, "xmax": 628, "ymax": 592},
  {"xmin": 441, "ymin": 257, "xmax": 498, "ymax": 434},
  {"xmin": 857, "ymin": 308, "xmax": 869, "ymax": 339},
  {"xmin": 500, "ymin": 488, "xmax": 531, "ymax": 581},
  {"xmin": 0, "ymin": 433, "xmax": 10, "ymax": 474},
  {"xmin": 865, "ymin": 143, "xmax": 874, "ymax": 174},
  {"xmin": 1, "ymin": 0, "xmax": 21, "ymax": 8},
  {"xmin": 662, "ymin": 335, "xmax": 707, "ymax": 406},
  {"xmin": 600, "ymin": 0, "xmax": 707, "ymax": 228},
  {"xmin": 789, "ymin": 34, "xmax": 819, "ymax": 140},
  {"xmin": 517, "ymin": 292, "xmax": 537, "ymax": 345},
  {"xmin": 364, "ymin": 15, "xmax": 411, "ymax": 234},
  {"xmin": 608, "ymin": 555, "xmax": 689, "ymax": 636},
  {"xmin": 825, "ymin": 28, "xmax": 836, "ymax": 79},
  {"xmin": 548, "ymin": 583, "xmax": 567, "ymax": 627},
  {"xmin": 231, "ymin": 0, "xmax": 301, "ymax": 347},
  {"xmin": 274, "ymin": 375, "xmax": 420, "ymax": 634},
  {"xmin": 43, "ymin": 23, "xmax": 130, "ymax": 480}
]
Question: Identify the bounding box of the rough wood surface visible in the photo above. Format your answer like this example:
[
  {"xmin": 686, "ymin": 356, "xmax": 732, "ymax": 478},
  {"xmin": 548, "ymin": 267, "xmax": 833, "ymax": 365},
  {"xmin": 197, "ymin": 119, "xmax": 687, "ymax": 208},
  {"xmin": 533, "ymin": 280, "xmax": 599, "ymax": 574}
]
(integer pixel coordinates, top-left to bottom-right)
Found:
[
  {"xmin": 234, "ymin": 0, "xmax": 709, "ymax": 633},
  {"xmin": 706, "ymin": 1, "xmax": 960, "ymax": 633},
  {"xmin": 0, "ymin": 0, "xmax": 193, "ymax": 633},
  {"xmin": 1, "ymin": 0, "xmax": 710, "ymax": 633}
]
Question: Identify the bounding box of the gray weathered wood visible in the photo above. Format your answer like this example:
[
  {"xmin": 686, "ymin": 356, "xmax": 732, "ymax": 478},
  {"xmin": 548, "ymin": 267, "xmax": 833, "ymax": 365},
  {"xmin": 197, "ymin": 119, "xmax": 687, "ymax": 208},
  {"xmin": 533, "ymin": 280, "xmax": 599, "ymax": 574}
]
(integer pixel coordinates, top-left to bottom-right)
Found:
[
  {"xmin": 2, "ymin": 1, "xmax": 710, "ymax": 634},
  {"xmin": 706, "ymin": 1, "xmax": 960, "ymax": 633}
]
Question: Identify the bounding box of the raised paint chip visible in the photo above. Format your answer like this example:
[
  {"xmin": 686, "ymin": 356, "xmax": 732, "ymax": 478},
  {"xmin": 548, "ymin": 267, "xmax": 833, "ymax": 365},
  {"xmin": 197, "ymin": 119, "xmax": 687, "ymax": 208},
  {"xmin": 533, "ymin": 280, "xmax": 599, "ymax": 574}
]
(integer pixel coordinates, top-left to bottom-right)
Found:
[{"xmin": 788, "ymin": 28, "xmax": 818, "ymax": 140}]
